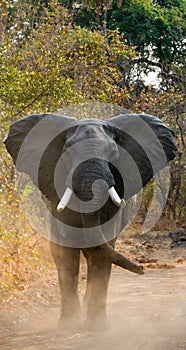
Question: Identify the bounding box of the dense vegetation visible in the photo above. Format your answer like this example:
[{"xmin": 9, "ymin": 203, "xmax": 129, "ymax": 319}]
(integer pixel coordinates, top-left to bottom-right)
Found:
[{"xmin": 0, "ymin": 0, "xmax": 185, "ymax": 298}]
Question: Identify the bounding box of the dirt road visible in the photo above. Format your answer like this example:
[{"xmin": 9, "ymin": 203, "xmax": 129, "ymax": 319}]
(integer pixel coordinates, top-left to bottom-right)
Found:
[
  {"xmin": 1, "ymin": 266, "xmax": 186, "ymax": 350},
  {"xmin": 1, "ymin": 229, "xmax": 186, "ymax": 349}
]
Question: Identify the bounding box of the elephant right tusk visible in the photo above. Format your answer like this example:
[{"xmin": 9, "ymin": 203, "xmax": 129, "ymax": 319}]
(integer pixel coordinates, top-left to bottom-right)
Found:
[
  {"xmin": 57, "ymin": 187, "xmax": 73, "ymax": 213},
  {"xmin": 108, "ymin": 186, "xmax": 126, "ymax": 208}
]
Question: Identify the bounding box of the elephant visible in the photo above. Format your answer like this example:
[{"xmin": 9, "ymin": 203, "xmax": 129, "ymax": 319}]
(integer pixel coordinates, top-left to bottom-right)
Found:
[{"xmin": 4, "ymin": 113, "xmax": 177, "ymax": 330}]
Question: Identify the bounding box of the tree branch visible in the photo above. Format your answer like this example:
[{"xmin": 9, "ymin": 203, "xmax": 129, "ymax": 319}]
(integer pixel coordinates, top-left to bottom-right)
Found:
[{"xmin": 131, "ymin": 57, "xmax": 162, "ymax": 69}]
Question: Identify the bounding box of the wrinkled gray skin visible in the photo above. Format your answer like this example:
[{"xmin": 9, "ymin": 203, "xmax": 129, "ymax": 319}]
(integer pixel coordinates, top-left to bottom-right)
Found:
[{"xmin": 4, "ymin": 113, "xmax": 177, "ymax": 331}]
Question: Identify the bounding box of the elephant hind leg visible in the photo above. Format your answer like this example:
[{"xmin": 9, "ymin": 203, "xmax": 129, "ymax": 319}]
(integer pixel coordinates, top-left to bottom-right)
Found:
[{"xmin": 50, "ymin": 242, "xmax": 81, "ymax": 330}]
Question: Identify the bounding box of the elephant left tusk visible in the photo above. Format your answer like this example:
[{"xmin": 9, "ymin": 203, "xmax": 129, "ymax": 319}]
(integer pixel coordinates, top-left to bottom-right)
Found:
[
  {"xmin": 57, "ymin": 187, "xmax": 73, "ymax": 213},
  {"xmin": 108, "ymin": 186, "xmax": 126, "ymax": 208}
]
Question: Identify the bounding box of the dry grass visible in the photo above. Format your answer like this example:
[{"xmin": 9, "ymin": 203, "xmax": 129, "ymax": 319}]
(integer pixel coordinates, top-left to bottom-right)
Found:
[{"xmin": 0, "ymin": 193, "xmax": 53, "ymax": 301}]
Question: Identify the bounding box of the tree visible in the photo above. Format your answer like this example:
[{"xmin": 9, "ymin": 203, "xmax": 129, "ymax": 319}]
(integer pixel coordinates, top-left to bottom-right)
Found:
[
  {"xmin": 0, "ymin": 2, "xmax": 137, "ymax": 120},
  {"xmin": 60, "ymin": 0, "xmax": 123, "ymax": 34},
  {"xmin": 107, "ymin": 0, "xmax": 186, "ymax": 89},
  {"xmin": 82, "ymin": 1, "xmax": 123, "ymax": 33}
]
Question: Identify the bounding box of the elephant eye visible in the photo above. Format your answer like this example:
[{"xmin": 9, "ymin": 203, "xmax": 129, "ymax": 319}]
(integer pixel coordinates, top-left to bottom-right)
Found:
[
  {"xmin": 109, "ymin": 141, "xmax": 119, "ymax": 161},
  {"xmin": 63, "ymin": 137, "xmax": 76, "ymax": 151},
  {"xmin": 63, "ymin": 142, "xmax": 72, "ymax": 152},
  {"xmin": 103, "ymin": 124, "xmax": 120, "ymax": 142}
]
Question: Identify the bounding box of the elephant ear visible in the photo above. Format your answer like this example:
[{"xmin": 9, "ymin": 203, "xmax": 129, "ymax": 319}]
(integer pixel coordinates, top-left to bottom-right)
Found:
[
  {"xmin": 106, "ymin": 114, "xmax": 177, "ymax": 200},
  {"xmin": 4, "ymin": 114, "xmax": 76, "ymax": 202}
]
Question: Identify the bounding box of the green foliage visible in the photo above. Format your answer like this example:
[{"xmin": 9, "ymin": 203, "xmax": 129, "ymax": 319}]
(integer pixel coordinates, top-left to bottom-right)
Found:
[
  {"xmin": 107, "ymin": 0, "xmax": 185, "ymax": 66},
  {"xmin": 0, "ymin": 6, "xmax": 136, "ymax": 116},
  {"xmin": 71, "ymin": 5, "xmax": 97, "ymax": 30},
  {"xmin": 155, "ymin": 0, "xmax": 184, "ymax": 8},
  {"xmin": 60, "ymin": 0, "xmax": 185, "ymax": 89}
]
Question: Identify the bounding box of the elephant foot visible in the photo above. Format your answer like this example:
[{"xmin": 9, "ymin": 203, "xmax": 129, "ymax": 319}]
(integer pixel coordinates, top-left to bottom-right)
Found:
[
  {"xmin": 83, "ymin": 317, "xmax": 111, "ymax": 332},
  {"xmin": 59, "ymin": 315, "xmax": 82, "ymax": 333}
]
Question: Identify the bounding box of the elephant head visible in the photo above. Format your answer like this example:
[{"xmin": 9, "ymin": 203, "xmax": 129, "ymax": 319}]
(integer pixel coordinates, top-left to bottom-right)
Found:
[{"xmin": 4, "ymin": 113, "xmax": 177, "ymax": 273}]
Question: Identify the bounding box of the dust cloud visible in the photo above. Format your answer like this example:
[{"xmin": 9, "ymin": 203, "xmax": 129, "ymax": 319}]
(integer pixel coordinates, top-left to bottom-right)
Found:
[{"xmin": 2, "ymin": 268, "xmax": 186, "ymax": 350}]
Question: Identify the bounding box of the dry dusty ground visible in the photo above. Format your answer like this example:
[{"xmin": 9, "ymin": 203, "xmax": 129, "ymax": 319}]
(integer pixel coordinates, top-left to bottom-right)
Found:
[{"xmin": 0, "ymin": 229, "xmax": 186, "ymax": 350}]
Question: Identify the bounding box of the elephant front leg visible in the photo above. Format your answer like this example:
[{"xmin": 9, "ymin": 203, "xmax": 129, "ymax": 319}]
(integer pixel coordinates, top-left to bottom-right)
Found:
[
  {"xmin": 50, "ymin": 243, "xmax": 81, "ymax": 330},
  {"xmin": 82, "ymin": 247, "xmax": 112, "ymax": 330}
]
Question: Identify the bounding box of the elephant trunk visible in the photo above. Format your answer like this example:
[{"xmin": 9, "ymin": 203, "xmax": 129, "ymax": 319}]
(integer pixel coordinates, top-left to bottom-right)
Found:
[
  {"xmin": 71, "ymin": 159, "xmax": 115, "ymax": 202},
  {"xmin": 102, "ymin": 244, "xmax": 144, "ymax": 275}
]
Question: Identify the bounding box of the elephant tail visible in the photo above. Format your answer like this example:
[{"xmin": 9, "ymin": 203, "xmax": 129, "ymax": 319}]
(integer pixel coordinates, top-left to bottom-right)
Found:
[{"xmin": 104, "ymin": 244, "xmax": 144, "ymax": 275}]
